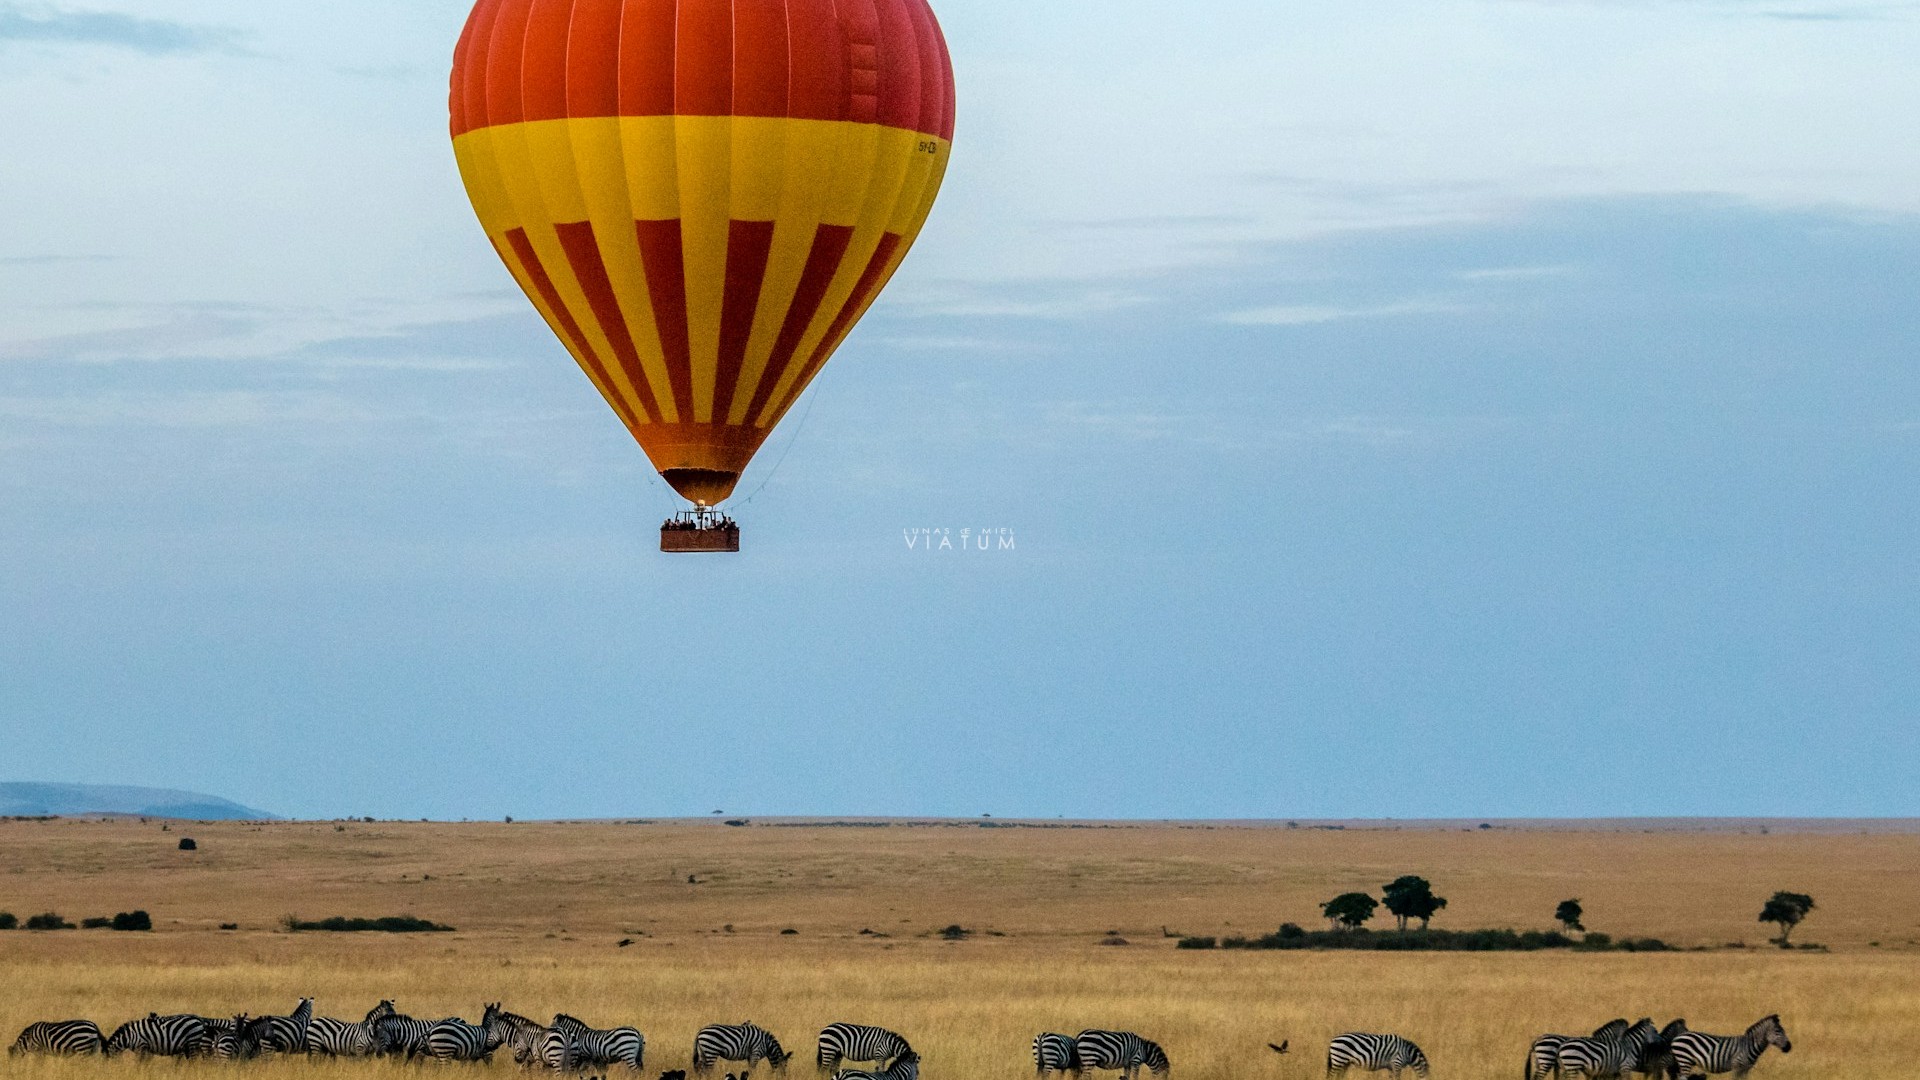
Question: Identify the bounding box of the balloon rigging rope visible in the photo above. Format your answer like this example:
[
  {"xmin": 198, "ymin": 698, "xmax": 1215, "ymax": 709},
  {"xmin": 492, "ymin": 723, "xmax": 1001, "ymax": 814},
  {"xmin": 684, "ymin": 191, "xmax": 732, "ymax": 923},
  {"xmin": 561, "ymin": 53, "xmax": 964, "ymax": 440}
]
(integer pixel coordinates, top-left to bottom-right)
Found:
[{"xmin": 736, "ymin": 375, "xmax": 827, "ymax": 508}]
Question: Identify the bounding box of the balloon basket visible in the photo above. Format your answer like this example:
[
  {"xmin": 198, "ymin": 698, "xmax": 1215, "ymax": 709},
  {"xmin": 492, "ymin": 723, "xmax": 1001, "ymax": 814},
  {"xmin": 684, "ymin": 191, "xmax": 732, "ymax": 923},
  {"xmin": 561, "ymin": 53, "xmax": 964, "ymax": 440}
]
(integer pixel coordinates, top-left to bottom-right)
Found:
[{"xmin": 661, "ymin": 507, "xmax": 740, "ymax": 553}]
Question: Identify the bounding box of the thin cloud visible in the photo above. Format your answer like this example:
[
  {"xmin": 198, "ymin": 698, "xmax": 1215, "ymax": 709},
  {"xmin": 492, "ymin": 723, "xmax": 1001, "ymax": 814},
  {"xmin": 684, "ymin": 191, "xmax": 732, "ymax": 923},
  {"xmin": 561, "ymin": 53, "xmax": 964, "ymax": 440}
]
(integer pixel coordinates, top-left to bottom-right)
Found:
[
  {"xmin": 0, "ymin": 4, "xmax": 243, "ymax": 55},
  {"xmin": 1220, "ymin": 299, "xmax": 1469, "ymax": 327}
]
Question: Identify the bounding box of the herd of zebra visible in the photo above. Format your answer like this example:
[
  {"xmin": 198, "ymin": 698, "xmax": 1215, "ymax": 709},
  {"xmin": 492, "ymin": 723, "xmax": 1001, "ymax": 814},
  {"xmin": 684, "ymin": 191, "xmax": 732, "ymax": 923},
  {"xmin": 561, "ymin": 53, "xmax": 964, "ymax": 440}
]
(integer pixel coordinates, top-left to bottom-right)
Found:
[
  {"xmin": 9, "ymin": 1002, "xmax": 1793, "ymax": 1080},
  {"xmin": 1525, "ymin": 1014, "xmax": 1791, "ymax": 1080}
]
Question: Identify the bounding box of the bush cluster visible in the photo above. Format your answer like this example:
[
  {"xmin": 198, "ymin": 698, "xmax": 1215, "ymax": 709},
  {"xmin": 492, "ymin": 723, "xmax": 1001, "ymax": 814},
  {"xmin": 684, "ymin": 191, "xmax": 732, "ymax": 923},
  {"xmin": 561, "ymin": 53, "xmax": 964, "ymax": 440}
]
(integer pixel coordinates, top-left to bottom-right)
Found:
[
  {"xmin": 1180, "ymin": 926, "xmax": 1673, "ymax": 952},
  {"xmin": 281, "ymin": 915, "xmax": 454, "ymax": 933}
]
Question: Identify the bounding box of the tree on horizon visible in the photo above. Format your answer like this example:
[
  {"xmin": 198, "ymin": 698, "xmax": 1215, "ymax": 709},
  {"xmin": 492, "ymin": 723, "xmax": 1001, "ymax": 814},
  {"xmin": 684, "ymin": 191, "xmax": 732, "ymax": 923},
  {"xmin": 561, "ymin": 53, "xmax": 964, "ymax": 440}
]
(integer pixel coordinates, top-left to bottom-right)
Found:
[
  {"xmin": 1555, "ymin": 899, "xmax": 1585, "ymax": 933},
  {"xmin": 1382, "ymin": 875, "xmax": 1448, "ymax": 930},
  {"xmin": 1759, "ymin": 891, "xmax": 1815, "ymax": 945},
  {"xmin": 1322, "ymin": 892, "xmax": 1378, "ymax": 931}
]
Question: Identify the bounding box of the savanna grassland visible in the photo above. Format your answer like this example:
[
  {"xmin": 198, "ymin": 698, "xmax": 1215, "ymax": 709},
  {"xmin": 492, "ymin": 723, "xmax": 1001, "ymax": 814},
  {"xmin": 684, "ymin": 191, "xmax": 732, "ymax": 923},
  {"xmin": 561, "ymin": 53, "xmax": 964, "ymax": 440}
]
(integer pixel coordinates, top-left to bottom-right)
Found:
[{"xmin": 2, "ymin": 818, "xmax": 1917, "ymax": 1080}]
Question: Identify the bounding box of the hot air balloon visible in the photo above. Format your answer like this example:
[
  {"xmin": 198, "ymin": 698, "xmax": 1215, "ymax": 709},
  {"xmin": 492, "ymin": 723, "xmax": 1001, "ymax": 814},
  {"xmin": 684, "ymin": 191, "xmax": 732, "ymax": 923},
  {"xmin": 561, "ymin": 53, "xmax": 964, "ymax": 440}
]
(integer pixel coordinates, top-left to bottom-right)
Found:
[{"xmin": 450, "ymin": 0, "xmax": 955, "ymax": 552}]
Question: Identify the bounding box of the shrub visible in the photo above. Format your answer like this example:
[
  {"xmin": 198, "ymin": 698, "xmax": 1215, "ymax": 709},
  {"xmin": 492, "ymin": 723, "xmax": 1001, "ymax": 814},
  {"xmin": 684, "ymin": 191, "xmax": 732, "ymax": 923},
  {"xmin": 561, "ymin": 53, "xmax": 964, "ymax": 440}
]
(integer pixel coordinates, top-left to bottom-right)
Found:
[
  {"xmin": 1175, "ymin": 936, "xmax": 1216, "ymax": 949},
  {"xmin": 1277, "ymin": 922, "xmax": 1307, "ymax": 939},
  {"xmin": 284, "ymin": 915, "xmax": 454, "ymax": 932},
  {"xmin": 112, "ymin": 911, "xmax": 152, "ymax": 932},
  {"xmin": 939, "ymin": 924, "xmax": 971, "ymax": 940},
  {"xmin": 25, "ymin": 912, "xmax": 74, "ymax": 930},
  {"xmin": 81, "ymin": 917, "xmax": 113, "ymax": 929},
  {"xmin": 0, "ymin": 912, "xmax": 15, "ymax": 930},
  {"xmin": 177, "ymin": 838, "xmax": 197, "ymax": 851},
  {"xmin": 1582, "ymin": 932, "xmax": 1613, "ymax": 948}
]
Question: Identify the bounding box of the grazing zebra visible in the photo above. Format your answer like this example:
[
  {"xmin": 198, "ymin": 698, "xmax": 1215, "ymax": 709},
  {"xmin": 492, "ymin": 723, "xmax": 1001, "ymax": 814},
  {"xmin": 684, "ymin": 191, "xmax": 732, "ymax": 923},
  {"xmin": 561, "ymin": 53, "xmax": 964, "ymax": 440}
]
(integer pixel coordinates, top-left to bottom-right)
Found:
[
  {"xmin": 244, "ymin": 996, "xmax": 314, "ymax": 1055},
  {"xmin": 419, "ymin": 1004, "xmax": 506, "ymax": 1062},
  {"xmin": 694, "ymin": 1022, "xmax": 794, "ymax": 1073},
  {"xmin": 10, "ymin": 1020, "xmax": 105, "ymax": 1055},
  {"xmin": 1669, "ymin": 1016, "xmax": 1790, "ymax": 1080},
  {"xmin": 372, "ymin": 1012, "xmax": 447, "ymax": 1059},
  {"xmin": 1557, "ymin": 1018, "xmax": 1660, "ymax": 1080},
  {"xmin": 104, "ymin": 1013, "xmax": 208, "ymax": 1058},
  {"xmin": 832, "ymin": 1050, "xmax": 920, "ymax": 1080},
  {"xmin": 1326, "ymin": 1033, "xmax": 1429, "ymax": 1080},
  {"xmin": 1529, "ymin": 1020, "xmax": 1628, "ymax": 1080},
  {"xmin": 818, "ymin": 1024, "xmax": 912, "ymax": 1072},
  {"xmin": 552, "ymin": 1013, "xmax": 646, "ymax": 1070},
  {"xmin": 1074, "ymin": 1030, "xmax": 1170, "ymax": 1080},
  {"xmin": 305, "ymin": 999, "xmax": 396, "ymax": 1056},
  {"xmin": 201, "ymin": 1015, "xmax": 256, "ymax": 1061},
  {"xmin": 1034, "ymin": 1032, "xmax": 1080, "ymax": 1076}
]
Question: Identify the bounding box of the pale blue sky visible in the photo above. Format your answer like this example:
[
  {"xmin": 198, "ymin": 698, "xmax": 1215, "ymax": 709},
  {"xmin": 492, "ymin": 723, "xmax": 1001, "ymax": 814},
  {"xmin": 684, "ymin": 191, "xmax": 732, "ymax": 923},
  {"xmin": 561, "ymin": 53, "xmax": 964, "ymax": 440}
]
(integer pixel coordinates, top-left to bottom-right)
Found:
[{"xmin": 1, "ymin": 1, "xmax": 1915, "ymax": 819}]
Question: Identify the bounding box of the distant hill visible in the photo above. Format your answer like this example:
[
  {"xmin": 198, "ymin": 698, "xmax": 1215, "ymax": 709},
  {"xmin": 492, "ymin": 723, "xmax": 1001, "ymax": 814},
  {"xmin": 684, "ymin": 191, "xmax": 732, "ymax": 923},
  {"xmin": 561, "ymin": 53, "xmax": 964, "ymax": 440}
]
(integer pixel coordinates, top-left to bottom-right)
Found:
[{"xmin": 0, "ymin": 782, "xmax": 275, "ymax": 820}]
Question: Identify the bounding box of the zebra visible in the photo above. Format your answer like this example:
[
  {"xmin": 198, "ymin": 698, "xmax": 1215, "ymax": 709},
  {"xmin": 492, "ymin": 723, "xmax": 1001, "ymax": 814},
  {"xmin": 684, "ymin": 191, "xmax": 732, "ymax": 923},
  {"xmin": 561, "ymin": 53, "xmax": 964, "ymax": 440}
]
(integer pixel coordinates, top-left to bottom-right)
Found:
[
  {"xmin": 832, "ymin": 1050, "xmax": 920, "ymax": 1080},
  {"xmin": 694, "ymin": 1022, "xmax": 794, "ymax": 1073},
  {"xmin": 1034, "ymin": 1032, "xmax": 1080, "ymax": 1076},
  {"xmin": 1634, "ymin": 1021, "xmax": 1688, "ymax": 1080},
  {"xmin": 1529, "ymin": 1020, "xmax": 1628, "ymax": 1080},
  {"xmin": 1074, "ymin": 1030, "xmax": 1170, "ymax": 1080},
  {"xmin": 10, "ymin": 1020, "xmax": 105, "ymax": 1055},
  {"xmin": 1326, "ymin": 1033, "xmax": 1429, "ymax": 1079},
  {"xmin": 200, "ymin": 1015, "xmax": 256, "ymax": 1061},
  {"xmin": 818, "ymin": 1023, "xmax": 912, "ymax": 1073},
  {"xmin": 552, "ymin": 1013, "xmax": 645, "ymax": 1070},
  {"xmin": 306, "ymin": 999, "xmax": 396, "ymax": 1056},
  {"xmin": 1669, "ymin": 1015, "xmax": 1790, "ymax": 1080},
  {"xmin": 420, "ymin": 1004, "xmax": 506, "ymax": 1062},
  {"xmin": 244, "ymin": 996, "xmax": 314, "ymax": 1056},
  {"xmin": 1557, "ymin": 1018, "xmax": 1660, "ymax": 1080},
  {"xmin": 485, "ymin": 1007, "xmax": 550, "ymax": 1065},
  {"xmin": 103, "ymin": 1013, "xmax": 208, "ymax": 1058},
  {"xmin": 372, "ymin": 1011, "xmax": 448, "ymax": 1059}
]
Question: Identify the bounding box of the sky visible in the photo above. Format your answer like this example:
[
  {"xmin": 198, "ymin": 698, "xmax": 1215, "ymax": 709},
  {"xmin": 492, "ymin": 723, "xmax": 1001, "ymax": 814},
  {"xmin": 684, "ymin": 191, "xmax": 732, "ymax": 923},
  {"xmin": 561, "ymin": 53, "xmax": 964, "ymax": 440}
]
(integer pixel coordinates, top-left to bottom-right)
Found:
[{"xmin": 0, "ymin": 0, "xmax": 1916, "ymax": 821}]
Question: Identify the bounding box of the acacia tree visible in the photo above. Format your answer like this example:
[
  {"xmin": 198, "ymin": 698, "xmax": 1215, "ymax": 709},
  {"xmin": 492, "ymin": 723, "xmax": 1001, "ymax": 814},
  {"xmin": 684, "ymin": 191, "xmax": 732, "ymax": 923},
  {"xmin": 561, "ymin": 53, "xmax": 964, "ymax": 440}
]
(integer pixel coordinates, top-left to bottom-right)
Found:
[
  {"xmin": 1555, "ymin": 899, "xmax": 1585, "ymax": 933},
  {"xmin": 1382, "ymin": 875, "xmax": 1448, "ymax": 931},
  {"xmin": 1759, "ymin": 891, "xmax": 1815, "ymax": 945},
  {"xmin": 1322, "ymin": 892, "xmax": 1378, "ymax": 931}
]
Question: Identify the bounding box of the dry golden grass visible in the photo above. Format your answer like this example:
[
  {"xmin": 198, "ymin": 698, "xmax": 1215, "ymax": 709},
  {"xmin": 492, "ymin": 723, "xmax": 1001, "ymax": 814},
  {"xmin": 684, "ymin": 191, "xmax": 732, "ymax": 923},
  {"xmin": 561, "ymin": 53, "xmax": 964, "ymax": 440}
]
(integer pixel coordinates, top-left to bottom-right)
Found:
[{"xmin": 1, "ymin": 818, "xmax": 1915, "ymax": 1079}]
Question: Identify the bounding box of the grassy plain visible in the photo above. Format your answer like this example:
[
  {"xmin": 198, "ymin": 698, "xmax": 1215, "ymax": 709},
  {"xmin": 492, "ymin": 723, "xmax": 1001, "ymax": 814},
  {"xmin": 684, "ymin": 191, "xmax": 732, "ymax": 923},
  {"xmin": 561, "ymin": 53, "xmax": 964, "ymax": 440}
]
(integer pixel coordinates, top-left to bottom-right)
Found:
[{"xmin": 1, "ymin": 818, "xmax": 1916, "ymax": 1080}]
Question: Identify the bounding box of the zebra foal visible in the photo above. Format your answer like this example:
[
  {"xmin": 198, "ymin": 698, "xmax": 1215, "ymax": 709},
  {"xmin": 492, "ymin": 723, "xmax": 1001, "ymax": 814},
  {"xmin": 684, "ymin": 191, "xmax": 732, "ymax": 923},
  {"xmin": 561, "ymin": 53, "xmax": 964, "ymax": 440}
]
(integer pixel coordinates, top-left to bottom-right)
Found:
[
  {"xmin": 1326, "ymin": 1033, "xmax": 1429, "ymax": 1080},
  {"xmin": 832, "ymin": 1049, "xmax": 920, "ymax": 1080}
]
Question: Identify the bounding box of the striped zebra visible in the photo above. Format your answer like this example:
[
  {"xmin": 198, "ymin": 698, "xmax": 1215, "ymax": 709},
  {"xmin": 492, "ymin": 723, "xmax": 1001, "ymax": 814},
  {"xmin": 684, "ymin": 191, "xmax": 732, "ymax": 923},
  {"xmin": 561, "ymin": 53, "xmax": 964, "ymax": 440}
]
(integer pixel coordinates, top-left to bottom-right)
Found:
[
  {"xmin": 200, "ymin": 1015, "xmax": 255, "ymax": 1061},
  {"xmin": 818, "ymin": 1023, "xmax": 912, "ymax": 1072},
  {"xmin": 832, "ymin": 1050, "xmax": 920, "ymax": 1080},
  {"xmin": 244, "ymin": 996, "xmax": 314, "ymax": 1055},
  {"xmin": 306, "ymin": 999, "xmax": 396, "ymax": 1056},
  {"xmin": 104, "ymin": 1014, "xmax": 208, "ymax": 1058},
  {"xmin": 10, "ymin": 1020, "xmax": 105, "ymax": 1055},
  {"xmin": 372, "ymin": 1012, "xmax": 448, "ymax": 1059},
  {"xmin": 1074, "ymin": 1030, "xmax": 1169, "ymax": 1080},
  {"xmin": 1326, "ymin": 1033, "xmax": 1429, "ymax": 1080},
  {"xmin": 1529, "ymin": 1019, "xmax": 1628, "ymax": 1080},
  {"xmin": 1635, "ymin": 1020, "xmax": 1688, "ymax": 1080},
  {"xmin": 1669, "ymin": 1015, "xmax": 1790, "ymax": 1080},
  {"xmin": 486, "ymin": 1008, "xmax": 550, "ymax": 1065},
  {"xmin": 419, "ymin": 1004, "xmax": 506, "ymax": 1062},
  {"xmin": 552, "ymin": 1013, "xmax": 645, "ymax": 1070},
  {"xmin": 694, "ymin": 1022, "xmax": 794, "ymax": 1073},
  {"xmin": 1033, "ymin": 1032, "xmax": 1080, "ymax": 1077},
  {"xmin": 1557, "ymin": 1018, "xmax": 1659, "ymax": 1080}
]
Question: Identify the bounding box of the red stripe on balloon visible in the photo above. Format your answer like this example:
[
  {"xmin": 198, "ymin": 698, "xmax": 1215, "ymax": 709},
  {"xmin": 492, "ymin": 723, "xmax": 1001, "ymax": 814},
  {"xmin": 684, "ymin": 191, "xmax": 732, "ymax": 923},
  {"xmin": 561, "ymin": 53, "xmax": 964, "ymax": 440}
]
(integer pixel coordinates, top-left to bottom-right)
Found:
[
  {"xmin": 634, "ymin": 218, "xmax": 697, "ymax": 422},
  {"xmin": 565, "ymin": 0, "xmax": 624, "ymax": 117},
  {"xmin": 715, "ymin": 220, "xmax": 778, "ymax": 424},
  {"xmin": 777, "ymin": 232, "xmax": 903, "ymax": 416},
  {"xmin": 743, "ymin": 223, "xmax": 855, "ymax": 424},
  {"xmin": 500, "ymin": 227, "xmax": 645, "ymax": 432},
  {"xmin": 555, "ymin": 221, "xmax": 665, "ymax": 424},
  {"xmin": 482, "ymin": 0, "xmax": 535, "ymax": 130}
]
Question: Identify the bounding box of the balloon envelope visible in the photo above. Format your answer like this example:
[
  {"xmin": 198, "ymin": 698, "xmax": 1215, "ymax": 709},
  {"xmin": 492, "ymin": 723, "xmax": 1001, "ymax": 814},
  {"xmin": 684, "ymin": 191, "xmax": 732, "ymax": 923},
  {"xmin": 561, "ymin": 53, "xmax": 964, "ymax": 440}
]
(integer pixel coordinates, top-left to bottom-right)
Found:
[{"xmin": 451, "ymin": 0, "xmax": 955, "ymax": 506}]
